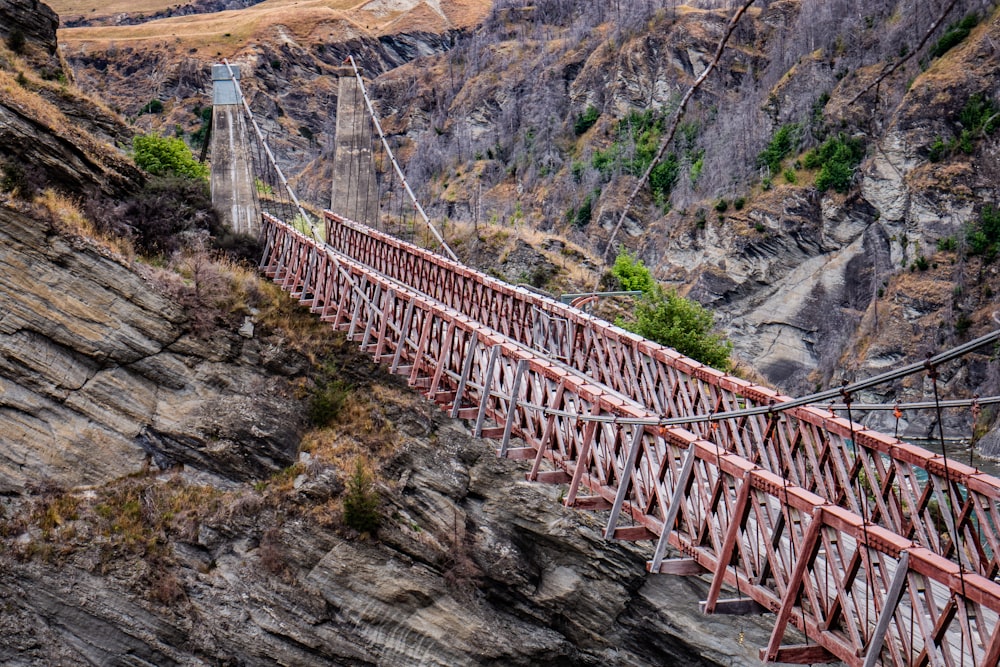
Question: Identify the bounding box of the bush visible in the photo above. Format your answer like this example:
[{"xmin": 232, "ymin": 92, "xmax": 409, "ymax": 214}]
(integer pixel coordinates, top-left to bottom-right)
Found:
[
  {"xmin": 611, "ymin": 250, "xmax": 731, "ymax": 370},
  {"xmin": 928, "ymin": 13, "xmax": 979, "ymax": 60},
  {"xmin": 757, "ymin": 123, "xmax": 800, "ymax": 174},
  {"xmin": 714, "ymin": 199, "xmax": 729, "ymax": 213},
  {"xmin": 7, "ymin": 28, "xmax": 26, "ymax": 54},
  {"xmin": 342, "ymin": 458, "xmax": 379, "ymax": 535},
  {"xmin": 574, "ymin": 105, "xmax": 600, "ymax": 135},
  {"xmin": 649, "ymin": 154, "xmax": 679, "ymax": 204},
  {"xmin": 309, "ymin": 376, "xmax": 351, "ymax": 427},
  {"xmin": 133, "ymin": 134, "xmax": 208, "ymax": 180},
  {"xmin": 611, "ymin": 248, "xmax": 656, "ymax": 293},
  {"xmin": 806, "ymin": 134, "xmax": 866, "ymax": 193},
  {"xmin": 626, "ymin": 289, "xmax": 732, "ymax": 370},
  {"xmin": 139, "ymin": 99, "xmax": 164, "ymax": 115},
  {"xmin": 966, "ymin": 204, "xmax": 1000, "ymax": 261}
]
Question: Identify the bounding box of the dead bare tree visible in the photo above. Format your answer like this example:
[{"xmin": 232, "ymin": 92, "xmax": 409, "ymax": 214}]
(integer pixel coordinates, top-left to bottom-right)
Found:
[
  {"xmin": 846, "ymin": 0, "xmax": 961, "ymax": 107},
  {"xmin": 600, "ymin": 0, "xmax": 757, "ymax": 265}
]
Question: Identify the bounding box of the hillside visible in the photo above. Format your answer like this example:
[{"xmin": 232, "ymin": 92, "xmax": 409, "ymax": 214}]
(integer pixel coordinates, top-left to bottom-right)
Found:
[
  {"xmin": 0, "ymin": 2, "xmax": 768, "ymax": 664},
  {"xmin": 360, "ymin": 0, "xmax": 1000, "ymax": 453}
]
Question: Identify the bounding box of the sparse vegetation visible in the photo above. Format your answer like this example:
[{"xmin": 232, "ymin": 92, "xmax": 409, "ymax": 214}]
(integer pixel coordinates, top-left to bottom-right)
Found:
[
  {"xmin": 6, "ymin": 28, "xmax": 26, "ymax": 54},
  {"xmin": 573, "ymin": 105, "xmax": 600, "ymax": 136},
  {"xmin": 927, "ymin": 93, "xmax": 998, "ymax": 160},
  {"xmin": 342, "ymin": 458, "xmax": 379, "ymax": 535},
  {"xmin": 804, "ymin": 134, "xmax": 866, "ymax": 193},
  {"xmin": 132, "ymin": 134, "xmax": 208, "ymax": 180},
  {"xmin": 757, "ymin": 123, "xmax": 800, "ymax": 174},
  {"xmin": 139, "ymin": 98, "xmax": 164, "ymax": 115},
  {"xmin": 928, "ymin": 12, "xmax": 979, "ymax": 60},
  {"xmin": 966, "ymin": 204, "xmax": 1000, "ymax": 261}
]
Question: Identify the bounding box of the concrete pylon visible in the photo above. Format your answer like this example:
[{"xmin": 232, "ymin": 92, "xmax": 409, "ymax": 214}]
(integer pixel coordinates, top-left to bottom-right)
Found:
[
  {"xmin": 210, "ymin": 64, "xmax": 260, "ymax": 237},
  {"xmin": 331, "ymin": 68, "xmax": 378, "ymax": 227}
]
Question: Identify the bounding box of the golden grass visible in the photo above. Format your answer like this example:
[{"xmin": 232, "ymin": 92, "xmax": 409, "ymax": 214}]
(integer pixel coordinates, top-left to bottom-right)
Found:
[
  {"xmin": 34, "ymin": 189, "xmax": 136, "ymax": 259},
  {"xmin": 56, "ymin": 0, "xmax": 492, "ymax": 53}
]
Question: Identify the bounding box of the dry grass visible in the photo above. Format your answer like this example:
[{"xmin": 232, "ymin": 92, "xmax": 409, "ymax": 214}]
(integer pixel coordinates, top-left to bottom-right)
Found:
[
  {"xmin": 34, "ymin": 189, "xmax": 136, "ymax": 259},
  {"xmin": 56, "ymin": 0, "xmax": 492, "ymax": 53},
  {"xmin": 0, "ymin": 67, "xmax": 65, "ymax": 129},
  {"xmin": 299, "ymin": 383, "xmax": 407, "ymax": 475}
]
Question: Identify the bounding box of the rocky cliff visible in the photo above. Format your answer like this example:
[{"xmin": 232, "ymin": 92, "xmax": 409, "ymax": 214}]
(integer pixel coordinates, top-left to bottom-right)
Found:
[
  {"xmin": 0, "ymin": 2, "xmax": 770, "ymax": 663},
  {"xmin": 49, "ymin": 0, "xmax": 999, "ymax": 452}
]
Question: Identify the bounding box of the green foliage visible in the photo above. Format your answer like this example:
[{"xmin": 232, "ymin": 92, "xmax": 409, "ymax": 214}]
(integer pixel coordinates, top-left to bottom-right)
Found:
[
  {"xmin": 342, "ymin": 458, "xmax": 380, "ymax": 535},
  {"xmin": 133, "ymin": 134, "xmax": 208, "ymax": 180},
  {"xmin": 966, "ymin": 204, "xmax": 1000, "ymax": 261},
  {"xmin": 928, "ymin": 12, "xmax": 979, "ymax": 60},
  {"xmin": 927, "ymin": 137, "xmax": 948, "ymax": 162},
  {"xmin": 611, "ymin": 248, "xmax": 656, "ymax": 293},
  {"xmin": 574, "ymin": 105, "xmax": 601, "ymax": 135},
  {"xmin": 624, "ymin": 289, "xmax": 732, "ymax": 370},
  {"xmin": 927, "ymin": 94, "xmax": 998, "ymax": 161},
  {"xmin": 689, "ymin": 152, "xmax": 704, "ymax": 184},
  {"xmin": 757, "ymin": 123, "xmax": 800, "ymax": 174},
  {"xmin": 783, "ymin": 168, "xmax": 797, "ymax": 184},
  {"xmin": 573, "ymin": 190, "xmax": 598, "ymax": 228},
  {"xmin": 649, "ymin": 154, "xmax": 679, "ymax": 204},
  {"xmin": 309, "ymin": 364, "xmax": 352, "ymax": 427},
  {"xmin": 733, "ymin": 197, "xmax": 746, "ymax": 211},
  {"xmin": 139, "ymin": 99, "xmax": 164, "ymax": 115},
  {"xmin": 805, "ymin": 134, "xmax": 866, "ymax": 193},
  {"xmin": 714, "ymin": 199, "xmax": 728, "ymax": 213},
  {"xmin": 612, "ymin": 250, "xmax": 731, "ymax": 369},
  {"xmin": 936, "ymin": 236, "xmax": 957, "ymax": 252}
]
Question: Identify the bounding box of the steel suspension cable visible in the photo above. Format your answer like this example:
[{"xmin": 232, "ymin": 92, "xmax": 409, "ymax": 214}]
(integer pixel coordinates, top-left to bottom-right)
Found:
[
  {"xmin": 221, "ymin": 60, "xmax": 321, "ymax": 240},
  {"xmin": 929, "ymin": 358, "xmax": 976, "ymax": 667},
  {"xmin": 346, "ymin": 55, "xmax": 458, "ymax": 261}
]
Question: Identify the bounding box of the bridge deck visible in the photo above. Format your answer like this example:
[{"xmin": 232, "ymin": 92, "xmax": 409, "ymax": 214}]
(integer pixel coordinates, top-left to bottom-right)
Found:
[{"xmin": 260, "ymin": 213, "xmax": 1000, "ymax": 667}]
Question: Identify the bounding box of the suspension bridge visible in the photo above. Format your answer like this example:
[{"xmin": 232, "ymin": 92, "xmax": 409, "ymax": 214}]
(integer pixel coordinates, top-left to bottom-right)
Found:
[{"xmin": 209, "ymin": 59, "xmax": 1000, "ymax": 667}]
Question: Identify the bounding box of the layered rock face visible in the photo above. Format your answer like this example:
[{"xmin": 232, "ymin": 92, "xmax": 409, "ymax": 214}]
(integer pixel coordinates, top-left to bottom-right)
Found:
[
  {"xmin": 0, "ymin": 0, "xmax": 58, "ymax": 53},
  {"xmin": 0, "ymin": 407, "xmax": 772, "ymax": 666},
  {"xmin": 0, "ymin": 204, "xmax": 305, "ymax": 492}
]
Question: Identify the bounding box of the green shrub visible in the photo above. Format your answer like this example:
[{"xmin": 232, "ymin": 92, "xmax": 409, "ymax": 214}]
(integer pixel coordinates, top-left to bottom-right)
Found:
[
  {"xmin": 757, "ymin": 123, "xmax": 800, "ymax": 174},
  {"xmin": 309, "ymin": 375, "xmax": 352, "ymax": 427},
  {"xmin": 342, "ymin": 458, "xmax": 379, "ymax": 535},
  {"xmin": 612, "ymin": 250, "xmax": 731, "ymax": 369},
  {"xmin": 649, "ymin": 154, "xmax": 679, "ymax": 204},
  {"xmin": 714, "ymin": 199, "xmax": 728, "ymax": 213},
  {"xmin": 611, "ymin": 248, "xmax": 656, "ymax": 293},
  {"xmin": 133, "ymin": 134, "xmax": 208, "ymax": 180},
  {"xmin": 928, "ymin": 13, "xmax": 979, "ymax": 60},
  {"xmin": 574, "ymin": 105, "xmax": 600, "ymax": 135},
  {"xmin": 927, "ymin": 137, "xmax": 948, "ymax": 162},
  {"xmin": 806, "ymin": 134, "xmax": 866, "ymax": 193},
  {"xmin": 936, "ymin": 236, "xmax": 957, "ymax": 252},
  {"xmin": 784, "ymin": 168, "xmax": 797, "ymax": 184},
  {"xmin": 733, "ymin": 197, "xmax": 746, "ymax": 210},
  {"xmin": 573, "ymin": 190, "xmax": 596, "ymax": 228},
  {"xmin": 139, "ymin": 99, "xmax": 164, "ymax": 115},
  {"xmin": 966, "ymin": 204, "xmax": 1000, "ymax": 261}
]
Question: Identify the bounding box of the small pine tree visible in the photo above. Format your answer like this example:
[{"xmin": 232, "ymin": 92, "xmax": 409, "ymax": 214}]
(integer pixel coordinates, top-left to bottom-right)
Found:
[{"xmin": 342, "ymin": 458, "xmax": 379, "ymax": 535}]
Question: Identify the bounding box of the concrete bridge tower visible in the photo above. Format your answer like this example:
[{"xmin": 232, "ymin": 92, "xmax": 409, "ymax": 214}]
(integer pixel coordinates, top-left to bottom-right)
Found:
[
  {"xmin": 210, "ymin": 64, "xmax": 260, "ymax": 236},
  {"xmin": 330, "ymin": 67, "xmax": 378, "ymax": 227}
]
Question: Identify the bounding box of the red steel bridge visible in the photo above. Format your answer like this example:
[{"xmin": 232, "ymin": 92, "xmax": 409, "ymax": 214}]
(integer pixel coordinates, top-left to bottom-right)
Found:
[{"xmin": 217, "ymin": 60, "xmax": 1000, "ymax": 667}]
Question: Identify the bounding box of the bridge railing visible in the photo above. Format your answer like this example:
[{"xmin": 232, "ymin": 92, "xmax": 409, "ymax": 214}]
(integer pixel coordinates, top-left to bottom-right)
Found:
[
  {"xmin": 323, "ymin": 210, "xmax": 1000, "ymax": 582},
  {"xmin": 265, "ymin": 213, "xmax": 1000, "ymax": 666}
]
